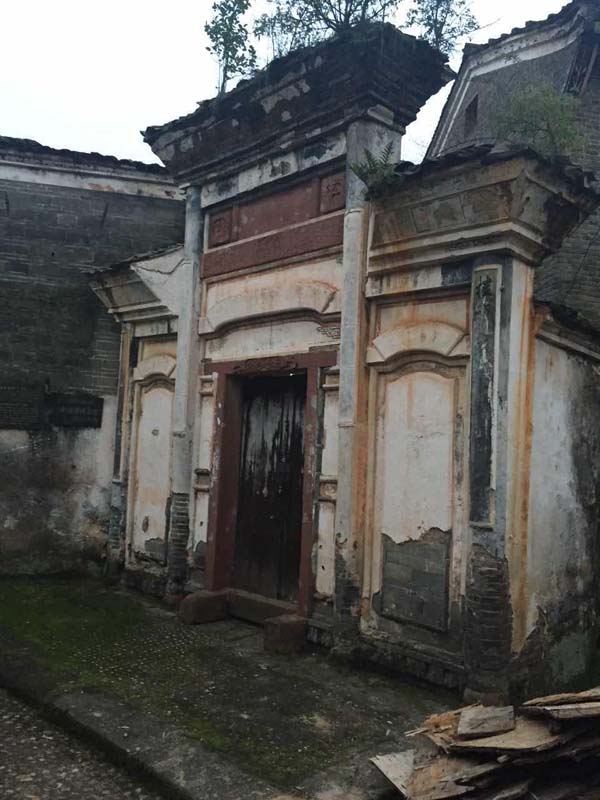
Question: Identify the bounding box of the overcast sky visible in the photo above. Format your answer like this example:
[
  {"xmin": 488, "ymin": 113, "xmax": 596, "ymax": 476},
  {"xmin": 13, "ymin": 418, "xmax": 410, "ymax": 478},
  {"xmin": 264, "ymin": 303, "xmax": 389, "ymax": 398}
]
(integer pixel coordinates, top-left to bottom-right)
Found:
[{"xmin": 0, "ymin": 0, "xmax": 568, "ymax": 165}]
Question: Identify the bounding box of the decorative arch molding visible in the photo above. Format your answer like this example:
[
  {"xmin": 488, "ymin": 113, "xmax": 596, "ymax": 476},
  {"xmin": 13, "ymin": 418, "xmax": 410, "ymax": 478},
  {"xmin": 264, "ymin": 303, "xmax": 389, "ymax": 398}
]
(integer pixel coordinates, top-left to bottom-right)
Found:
[
  {"xmin": 198, "ymin": 280, "xmax": 339, "ymax": 335},
  {"xmin": 367, "ymin": 321, "xmax": 469, "ymax": 366},
  {"xmin": 133, "ymin": 354, "xmax": 177, "ymax": 383}
]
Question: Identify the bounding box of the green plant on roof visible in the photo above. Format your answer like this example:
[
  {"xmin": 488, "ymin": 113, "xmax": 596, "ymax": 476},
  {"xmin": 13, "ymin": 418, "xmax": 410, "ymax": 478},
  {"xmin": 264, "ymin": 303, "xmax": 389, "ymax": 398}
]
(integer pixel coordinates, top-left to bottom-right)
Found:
[
  {"xmin": 205, "ymin": 0, "xmax": 258, "ymax": 94},
  {"xmin": 253, "ymin": 0, "xmax": 402, "ymax": 58},
  {"xmin": 206, "ymin": 0, "xmax": 479, "ymax": 72},
  {"xmin": 491, "ymin": 84, "xmax": 586, "ymax": 161}
]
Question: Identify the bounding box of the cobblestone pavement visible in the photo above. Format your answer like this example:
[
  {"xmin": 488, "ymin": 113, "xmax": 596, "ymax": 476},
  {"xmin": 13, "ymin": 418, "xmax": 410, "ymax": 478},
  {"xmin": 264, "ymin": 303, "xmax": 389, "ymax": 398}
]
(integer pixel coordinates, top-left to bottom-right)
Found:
[
  {"xmin": 0, "ymin": 688, "xmax": 164, "ymax": 800},
  {"xmin": 0, "ymin": 579, "xmax": 455, "ymax": 790}
]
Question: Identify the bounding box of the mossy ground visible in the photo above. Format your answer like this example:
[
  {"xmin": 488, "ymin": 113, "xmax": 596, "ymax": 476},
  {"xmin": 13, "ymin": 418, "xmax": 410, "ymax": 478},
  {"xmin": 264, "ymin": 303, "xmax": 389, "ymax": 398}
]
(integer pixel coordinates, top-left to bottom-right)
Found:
[{"xmin": 0, "ymin": 577, "xmax": 453, "ymax": 788}]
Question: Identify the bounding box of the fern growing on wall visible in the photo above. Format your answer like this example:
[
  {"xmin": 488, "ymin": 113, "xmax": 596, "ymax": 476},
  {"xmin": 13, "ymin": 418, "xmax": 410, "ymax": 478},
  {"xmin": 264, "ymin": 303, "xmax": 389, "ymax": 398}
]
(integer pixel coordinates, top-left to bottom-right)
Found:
[{"xmin": 350, "ymin": 142, "xmax": 398, "ymax": 199}]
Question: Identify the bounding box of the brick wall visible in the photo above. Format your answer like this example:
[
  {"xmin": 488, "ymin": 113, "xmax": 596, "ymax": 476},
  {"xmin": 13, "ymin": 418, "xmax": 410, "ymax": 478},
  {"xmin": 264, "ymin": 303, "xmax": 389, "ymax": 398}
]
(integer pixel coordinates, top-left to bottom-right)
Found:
[
  {"xmin": 0, "ymin": 178, "xmax": 184, "ymax": 397},
  {"xmin": 434, "ymin": 36, "xmax": 600, "ymax": 332},
  {"xmin": 438, "ymin": 43, "xmax": 578, "ymax": 155},
  {"xmin": 536, "ymin": 57, "xmax": 600, "ymax": 330},
  {"xmin": 0, "ymin": 164, "xmax": 184, "ymax": 574}
]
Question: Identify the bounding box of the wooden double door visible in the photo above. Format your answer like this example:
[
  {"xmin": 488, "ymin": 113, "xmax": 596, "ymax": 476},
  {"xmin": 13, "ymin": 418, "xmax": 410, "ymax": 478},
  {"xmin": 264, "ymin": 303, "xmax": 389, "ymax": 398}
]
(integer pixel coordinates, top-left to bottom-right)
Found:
[{"xmin": 233, "ymin": 373, "xmax": 306, "ymax": 603}]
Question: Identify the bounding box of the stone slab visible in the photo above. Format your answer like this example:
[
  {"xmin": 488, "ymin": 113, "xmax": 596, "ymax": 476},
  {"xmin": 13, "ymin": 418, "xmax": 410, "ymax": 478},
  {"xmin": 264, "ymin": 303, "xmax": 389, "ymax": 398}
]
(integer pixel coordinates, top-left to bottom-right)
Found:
[
  {"xmin": 228, "ymin": 590, "xmax": 296, "ymax": 625},
  {"xmin": 263, "ymin": 615, "xmax": 308, "ymax": 655},
  {"xmin": 178, "ymin": 590, "xmax": 228, "ymax": 625}
]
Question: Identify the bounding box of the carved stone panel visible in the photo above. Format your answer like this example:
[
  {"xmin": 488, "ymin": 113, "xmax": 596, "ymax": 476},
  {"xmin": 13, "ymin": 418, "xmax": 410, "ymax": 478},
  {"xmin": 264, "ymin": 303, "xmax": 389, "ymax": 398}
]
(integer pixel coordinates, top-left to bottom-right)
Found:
[
  {"xmin": 320, "ymin": 173, "xmax": 346, "ymax": 214},
  {"xmin": 209, "ymin": 209, "xmax": 233, "ymax": 247},
  {"xmin": 469, "ymin": 269, "xmax": 497, "ymax": 525}
]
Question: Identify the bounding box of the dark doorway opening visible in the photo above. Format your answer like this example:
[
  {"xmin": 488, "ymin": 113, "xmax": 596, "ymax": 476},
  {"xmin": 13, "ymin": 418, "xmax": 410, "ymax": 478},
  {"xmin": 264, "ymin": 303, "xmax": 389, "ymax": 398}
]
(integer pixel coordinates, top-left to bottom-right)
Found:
[{"xmin": 233, "ymin": 373, "xmax": 307, "ymax": 603}]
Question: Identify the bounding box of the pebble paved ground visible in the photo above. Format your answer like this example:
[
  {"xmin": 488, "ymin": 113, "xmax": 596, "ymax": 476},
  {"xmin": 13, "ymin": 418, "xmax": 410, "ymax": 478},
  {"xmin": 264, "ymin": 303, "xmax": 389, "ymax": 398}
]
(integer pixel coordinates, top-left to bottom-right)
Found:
[
  {"xmin": 0, "ymin": 579, "xmax": 456, "ymax": 789},
  {"xmin": 0, "ymin": 688, "xmax": 164, "ymax": 800}
]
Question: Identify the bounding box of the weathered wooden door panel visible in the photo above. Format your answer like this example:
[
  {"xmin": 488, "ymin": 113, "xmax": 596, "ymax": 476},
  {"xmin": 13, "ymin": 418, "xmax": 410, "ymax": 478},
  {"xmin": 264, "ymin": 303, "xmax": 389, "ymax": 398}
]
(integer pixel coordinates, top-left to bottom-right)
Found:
[{"xmin": 233, "ymin": 374, "xmax": 306, "ymax": 602}]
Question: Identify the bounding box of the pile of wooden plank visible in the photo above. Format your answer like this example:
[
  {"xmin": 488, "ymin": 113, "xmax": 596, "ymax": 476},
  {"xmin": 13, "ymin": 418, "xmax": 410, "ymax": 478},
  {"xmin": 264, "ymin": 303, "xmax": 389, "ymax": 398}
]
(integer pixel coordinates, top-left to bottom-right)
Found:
[{"xmin": 372, "ymin": 687, "xmax": 600, "ymax": 799}]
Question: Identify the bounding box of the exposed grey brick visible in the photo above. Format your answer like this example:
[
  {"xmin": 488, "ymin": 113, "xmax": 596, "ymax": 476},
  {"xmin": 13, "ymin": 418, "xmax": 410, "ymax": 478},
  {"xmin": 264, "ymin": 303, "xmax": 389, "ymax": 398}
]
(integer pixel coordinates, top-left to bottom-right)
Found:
[{"xmin": 0, "ymin": 178, "xmax": 184, "ymax": 398}]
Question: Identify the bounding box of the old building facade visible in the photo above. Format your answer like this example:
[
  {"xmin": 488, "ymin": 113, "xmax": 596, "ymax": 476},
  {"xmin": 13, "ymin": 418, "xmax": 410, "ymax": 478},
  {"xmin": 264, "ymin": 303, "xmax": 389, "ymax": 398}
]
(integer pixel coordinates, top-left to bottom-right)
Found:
[
  {"xmin": 92, "ymin": 18, "xmax": 600, "ymax": 701},
  {"xmin": 93, "ymin": 24, "xmax": 451, "ymax": 607},
  {"xmin": 426, "ymin": 0, "xmax": 600, "ymax": 696},
  {"xmin": 0, "ymin": 137, "xmax": 184, "ymax": 574},
  {"xmin": 429, "ymin": 0, "xmax": 600, "ymax": 330}
]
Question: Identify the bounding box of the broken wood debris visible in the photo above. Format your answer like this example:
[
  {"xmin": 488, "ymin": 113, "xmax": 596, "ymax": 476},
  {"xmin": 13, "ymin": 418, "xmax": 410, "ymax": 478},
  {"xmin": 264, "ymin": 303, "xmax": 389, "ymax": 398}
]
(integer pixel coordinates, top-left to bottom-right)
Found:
[{"xmin": 372, "ymin": 686, "xmax": 600, "ymax": 799}]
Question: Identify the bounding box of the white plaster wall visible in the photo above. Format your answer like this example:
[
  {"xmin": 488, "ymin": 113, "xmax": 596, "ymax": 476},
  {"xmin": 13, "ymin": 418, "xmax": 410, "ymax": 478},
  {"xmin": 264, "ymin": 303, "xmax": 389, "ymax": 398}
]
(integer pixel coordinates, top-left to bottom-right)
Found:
[
  {"xmin": 0, "ymin": 161, "xmax": 181, "ymax": 200},
  {"xmin": 316, "ymin": 502, "xmax": 336, "ymax": 597},
  {"xmin": 125, "ymin": 340, "xmax": 177, "ymax": 563},
  {"xmin": 377, "ymin": 297, "xmax": 468, "ymax": 337},
  {"xmin": 0, "ymin": 396, "xmax": 117, "ymax": 572},
  {"xmin": 376, "ymin": 371, "xmax": 455, "ymax": 547},
  {"xmin": 132, "ymin": 248, "xmax": 185, "ymax": 318},
  {"xmin": 526, "ymin": 338, "xmax": 596, "ymax": 634},
  {"xmin": 363, "ymin": 293, "xmax": 469, "ymax": 627},
  {"xmin": 197, "ymin": 392, "xmax": 216, "ymax": 474},
  {"xmin": 131, "ymin": 385, "xmax": 173, "ymax": 555},
  {"xmin": 82, "ymin": 396, "xmax": 117, "ymax": 511},
  {"xmin": 321, "ymin": 386, "xmax": 339, "ymax": 478},
  {"xmin": 204, "ymin": 258, "xmax": 342, "ymax": 318},
  {"xmin": 315, "ymin": 377, "xmax": 339, "ymax": 598},
  {"xmin": 193, "ymin": 491, "xmax": 210, "ymax": 553},
  {"xmin": 205, "ymin": 318, "xmax": 339, "ymax": 361},
  {"xmin": 202, "ymin": 259, "xmax": 341, "ymax": 361},
  {"xmin": 140, "ymin": 338, "xmax": 178, "ymax": 362},
  {"xmin": 190, "ymin": 387, "xmax": 216, "ymax": 556}
]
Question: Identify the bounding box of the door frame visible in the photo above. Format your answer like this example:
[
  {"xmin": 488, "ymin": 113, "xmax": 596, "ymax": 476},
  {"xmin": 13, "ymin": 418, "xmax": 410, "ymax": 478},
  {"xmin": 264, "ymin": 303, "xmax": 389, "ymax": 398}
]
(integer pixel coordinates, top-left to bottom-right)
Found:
[{"xmin": 204, "ymin": 350, "xmax": 337, "ymax": 618}]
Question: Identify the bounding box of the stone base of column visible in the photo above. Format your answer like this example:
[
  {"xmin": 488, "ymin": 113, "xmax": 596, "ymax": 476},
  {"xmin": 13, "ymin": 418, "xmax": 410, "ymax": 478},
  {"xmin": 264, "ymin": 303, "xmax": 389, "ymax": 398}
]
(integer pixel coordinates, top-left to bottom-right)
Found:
[
  {"xmin": 105, "ymin": 479, "xmax": 126, "ymax": 569},
  {"xmin": 104, "ymin": 495, "xmax": 125, "ymax": 581},
  {"xmin": 332, "ymin": 553, "xmax": 362, "ymax": 657},
  {"xmin": 108, "ymin": 504, "xmax": 123, "ymax": 550},
  {"xmin": 264, "ymin": 615, "xmax": 307, "ymax": 654},
  {"xmin": 464, "ymin": 544, "xmax": 512, "ymax": 703},
  {"xmin": 166, "ymin": 491, "xmax": 191, "ymax": 598}
]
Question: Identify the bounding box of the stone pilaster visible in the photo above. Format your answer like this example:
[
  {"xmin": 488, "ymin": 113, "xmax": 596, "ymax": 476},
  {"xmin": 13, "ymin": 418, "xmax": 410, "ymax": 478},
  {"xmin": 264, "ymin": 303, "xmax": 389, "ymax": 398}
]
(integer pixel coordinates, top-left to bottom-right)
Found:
[
  {"xmin": 106, "ymin": 325, "xmax": 134, "ymax": 570},
  {"xmin": 464, "ymin": 258, "xmax": 536, "ymax": 701},
  {"xmin": 334, "ymin": 119, "xmax": 402, "ymax": 644},
  {"xmin": 166, "ymin": 186, "xmax": 203, "ymax": 596}
]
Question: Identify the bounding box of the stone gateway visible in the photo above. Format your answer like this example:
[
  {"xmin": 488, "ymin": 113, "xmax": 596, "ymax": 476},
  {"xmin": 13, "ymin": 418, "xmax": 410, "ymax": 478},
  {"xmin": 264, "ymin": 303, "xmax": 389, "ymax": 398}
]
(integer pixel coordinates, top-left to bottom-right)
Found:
[{"xmin": 3, "ymin": 10, "xmax": 600, "ymax": 703}]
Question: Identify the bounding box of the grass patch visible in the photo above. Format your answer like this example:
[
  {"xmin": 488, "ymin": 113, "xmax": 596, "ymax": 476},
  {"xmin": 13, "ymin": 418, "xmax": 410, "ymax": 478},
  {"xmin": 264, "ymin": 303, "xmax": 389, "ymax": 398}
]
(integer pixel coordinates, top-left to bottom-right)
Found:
[{"xmin": 0, "ymin": 578, "xmax": 147, "ymax": 683}]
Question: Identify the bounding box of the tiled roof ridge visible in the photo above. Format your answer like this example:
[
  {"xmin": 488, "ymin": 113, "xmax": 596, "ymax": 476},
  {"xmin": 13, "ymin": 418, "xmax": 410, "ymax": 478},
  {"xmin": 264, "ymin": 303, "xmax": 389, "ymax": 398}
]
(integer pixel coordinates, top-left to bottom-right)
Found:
[
  {"xmin": 393, "ymin": 142, "xmax": 598, "ymax": 193},
  {"xmin": 463, "ymin": 0, "xmax": 584, "ymax": 56},
  {"xmin": 0, "ymin": 135, "xmax": 167, "ymax": 176},
  {"xmin": 143, "ymin": 21, "xmax": 450, "ymax": 143}
]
